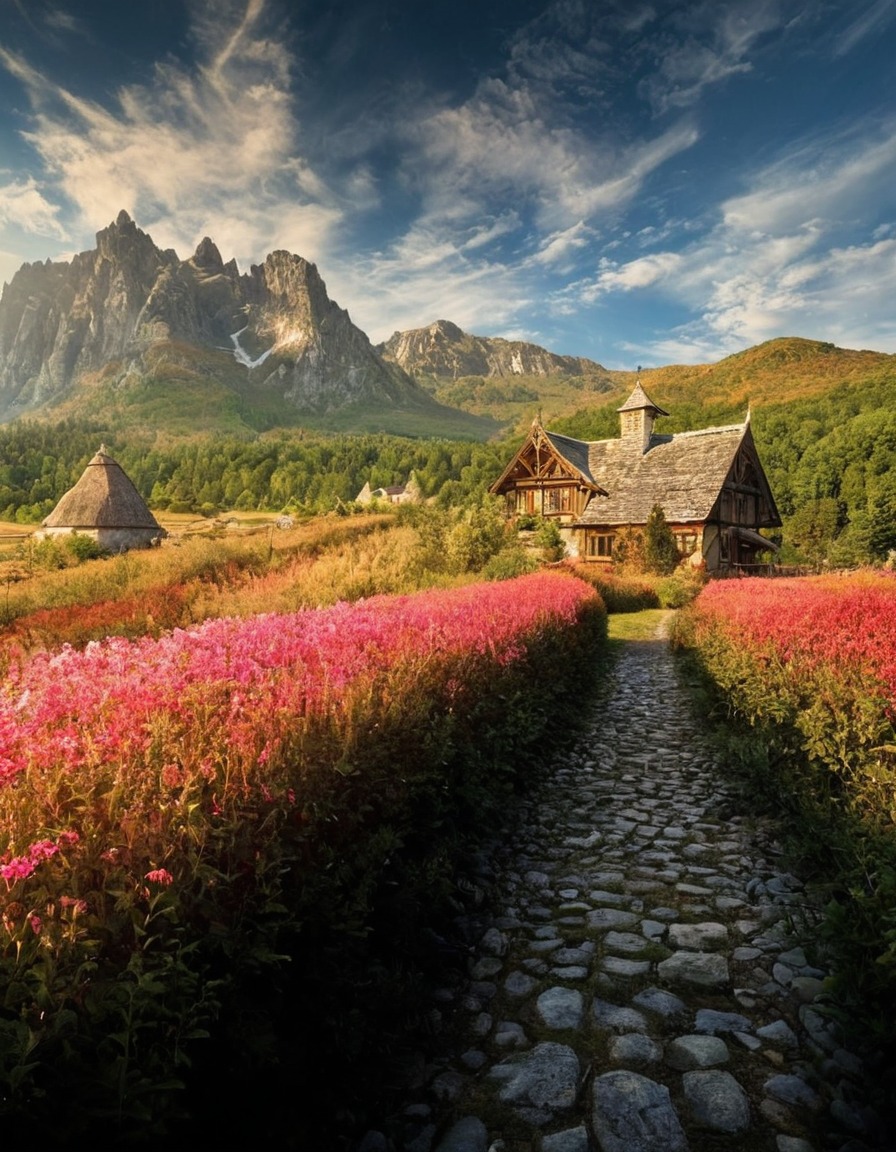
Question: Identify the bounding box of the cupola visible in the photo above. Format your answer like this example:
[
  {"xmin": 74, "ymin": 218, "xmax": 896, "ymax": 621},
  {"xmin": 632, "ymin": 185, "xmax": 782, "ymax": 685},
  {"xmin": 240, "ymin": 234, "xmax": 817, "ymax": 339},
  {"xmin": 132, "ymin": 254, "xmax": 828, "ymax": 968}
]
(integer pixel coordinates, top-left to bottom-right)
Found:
[{"xmin": 617, "ymin": 382, "xmax": 669, "ymax": 453}]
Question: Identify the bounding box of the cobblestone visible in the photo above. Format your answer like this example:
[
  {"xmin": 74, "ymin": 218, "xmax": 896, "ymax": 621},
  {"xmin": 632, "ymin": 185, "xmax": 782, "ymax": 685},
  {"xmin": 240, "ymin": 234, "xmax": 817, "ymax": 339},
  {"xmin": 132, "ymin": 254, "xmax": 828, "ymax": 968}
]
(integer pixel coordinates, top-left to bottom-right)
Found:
[{"xmin": 365, "ymin": 616, "xmax": 889, "ymax": 1151}]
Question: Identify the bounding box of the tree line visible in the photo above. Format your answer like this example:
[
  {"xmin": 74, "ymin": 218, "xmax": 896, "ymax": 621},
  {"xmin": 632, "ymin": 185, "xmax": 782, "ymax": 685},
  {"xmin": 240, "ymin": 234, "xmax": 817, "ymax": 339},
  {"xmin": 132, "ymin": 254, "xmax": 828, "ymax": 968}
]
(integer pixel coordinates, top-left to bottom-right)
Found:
[
  {"xmin": 0, "ymin": 420, "xmax": 511, "ymax": 523},
  {"xmin": 2, "ymin": 374, "xmax": 895, "ymax": 568}
]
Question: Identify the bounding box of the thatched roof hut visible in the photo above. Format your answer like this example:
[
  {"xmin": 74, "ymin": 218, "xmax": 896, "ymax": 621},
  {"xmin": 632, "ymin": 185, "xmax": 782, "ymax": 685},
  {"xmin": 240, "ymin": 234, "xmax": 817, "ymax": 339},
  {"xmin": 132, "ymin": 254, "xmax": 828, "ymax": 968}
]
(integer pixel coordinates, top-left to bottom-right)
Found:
[{"xmin": 38, "ymin": 446, "xmax": 165, "ymax": 551}]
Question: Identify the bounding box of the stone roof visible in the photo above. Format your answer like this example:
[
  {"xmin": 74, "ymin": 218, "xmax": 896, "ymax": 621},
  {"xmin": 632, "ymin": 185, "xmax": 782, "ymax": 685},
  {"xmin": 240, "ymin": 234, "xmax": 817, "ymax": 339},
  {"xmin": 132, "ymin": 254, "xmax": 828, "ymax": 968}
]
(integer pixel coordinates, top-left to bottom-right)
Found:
[
  {"xmin": 616, "ymin": 382, "xmax": 669, "ymax": 415},
  {"xmin": 576, "ymin": 422, "xmax": 751, "ymax": 526},
  {"xmin": 43, "ymin": 447, "xmax": 161, "ymax": 530},
  {"xmin": 543, "ymin": 430, "xmax": 598, "ymax": 485}
]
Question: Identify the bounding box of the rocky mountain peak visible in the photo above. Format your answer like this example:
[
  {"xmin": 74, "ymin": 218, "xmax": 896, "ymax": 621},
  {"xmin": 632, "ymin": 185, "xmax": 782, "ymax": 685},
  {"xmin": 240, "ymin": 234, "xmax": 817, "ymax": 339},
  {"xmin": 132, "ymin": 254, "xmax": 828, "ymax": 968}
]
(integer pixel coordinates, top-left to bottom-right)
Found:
[
  {"xmin": 192, "ymin": 236, "xmax": 224, "ymax": 272},
  {"xmin": 379, "ymin": 320, "xmax": 608, "ymax": 381},
  {"xmin": 0, "ymin": 212, "xmax": 429, "ymax": 421}
]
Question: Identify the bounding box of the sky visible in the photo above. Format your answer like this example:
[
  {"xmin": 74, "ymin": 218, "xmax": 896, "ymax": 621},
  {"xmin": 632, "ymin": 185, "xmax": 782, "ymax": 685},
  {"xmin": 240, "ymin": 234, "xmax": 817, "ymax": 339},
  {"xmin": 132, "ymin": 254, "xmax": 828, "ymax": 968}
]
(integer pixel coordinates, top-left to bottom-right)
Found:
[{"xmin": 1, "ymin": 0, "xmax": 895, "ymax": 370}]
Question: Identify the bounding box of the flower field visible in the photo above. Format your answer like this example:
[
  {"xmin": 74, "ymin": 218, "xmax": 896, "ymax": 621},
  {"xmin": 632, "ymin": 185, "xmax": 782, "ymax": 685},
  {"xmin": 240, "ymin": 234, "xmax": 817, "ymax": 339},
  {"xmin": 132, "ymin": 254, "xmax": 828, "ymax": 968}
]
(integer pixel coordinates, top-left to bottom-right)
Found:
[
  {"xmin": 675, "ymin": 570, "xmax": 896, "ymax": 1041},
  {"xmin": 0, "ymin": 570, "xmax": 606, "ymax": 1142}
]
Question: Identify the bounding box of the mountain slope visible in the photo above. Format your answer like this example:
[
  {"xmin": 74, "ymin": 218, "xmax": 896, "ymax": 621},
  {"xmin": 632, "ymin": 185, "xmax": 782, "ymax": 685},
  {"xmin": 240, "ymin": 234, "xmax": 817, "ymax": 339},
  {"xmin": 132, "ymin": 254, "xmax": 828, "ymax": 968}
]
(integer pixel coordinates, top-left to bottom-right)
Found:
[
  {"xmin": 379, "ymin": 325, "xmax": 896, "ymax": 437},
  {"xmin": 0, "ymin": 213, "xmax": 494, "ymax": 439},
  {"xmin": 378, "ymin": 318, "xmax": 610, "ymax": 381}
]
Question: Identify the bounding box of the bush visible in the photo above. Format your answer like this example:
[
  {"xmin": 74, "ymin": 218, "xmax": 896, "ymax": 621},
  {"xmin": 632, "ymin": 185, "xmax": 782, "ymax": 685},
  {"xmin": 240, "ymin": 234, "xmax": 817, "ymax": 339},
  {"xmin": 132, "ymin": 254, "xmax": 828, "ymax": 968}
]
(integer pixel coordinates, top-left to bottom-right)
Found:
[
  {"xmin": 644, "ymin": 504, "xmax": 680, "ymax": 575},
  {"xmin": 673, "ymin": 572, "xmax": 896, "ymax": 1056},
  {"xmin": 534, "ymin": 516, "xmax": 565, "ymax": 562},
  {"xmin": 654, "ymin": 567, "xmax": 706, "ymax": 608},
  {"xmin": 0, "ymin": 573, "xmax": 607, "ymax": 1144},
  {"xmin": 482, "ymin": 544, "xmax": 538, "ymax": 582},
  {"xmin": 567, "ymin": 563, "xmax": 660, "ymax": 613}
]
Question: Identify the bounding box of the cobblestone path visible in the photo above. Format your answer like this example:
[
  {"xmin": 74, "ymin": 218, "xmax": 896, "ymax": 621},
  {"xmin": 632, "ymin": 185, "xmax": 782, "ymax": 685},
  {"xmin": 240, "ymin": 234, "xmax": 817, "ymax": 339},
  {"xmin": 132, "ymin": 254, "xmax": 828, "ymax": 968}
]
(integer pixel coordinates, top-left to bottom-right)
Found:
[{"xmin": 377, "ymin": 618, "xmax": 887, "ymax": 1152}]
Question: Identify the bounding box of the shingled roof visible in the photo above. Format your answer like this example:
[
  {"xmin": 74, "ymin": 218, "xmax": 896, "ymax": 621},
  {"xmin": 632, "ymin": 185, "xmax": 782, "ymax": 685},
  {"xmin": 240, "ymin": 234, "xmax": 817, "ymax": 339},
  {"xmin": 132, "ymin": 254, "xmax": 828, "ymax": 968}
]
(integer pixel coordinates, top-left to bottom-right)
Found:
[
  {"xmin": 576, "ymin": 420, "xmax": 751, "ymax": 526},
  {"xmin": 43, "ymin": 447, "xmax": 161, "ymax": 530},
  {"xmin": 543, "ymin": 430, "xmax": 598, "ymax": 485}
]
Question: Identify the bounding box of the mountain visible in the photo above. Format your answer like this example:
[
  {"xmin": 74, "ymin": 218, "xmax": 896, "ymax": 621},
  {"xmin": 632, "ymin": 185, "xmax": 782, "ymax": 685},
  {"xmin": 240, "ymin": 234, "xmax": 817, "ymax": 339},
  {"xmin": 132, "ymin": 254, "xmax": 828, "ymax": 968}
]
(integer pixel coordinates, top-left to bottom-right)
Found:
[
  {"xmin": 0, "ymin": 213, "xmax": 494, "ymax": 439},
  {"xmin": 378, "ymin": 318, "xmax": 611, "ymax": 381},
  {"xmin": 380, "ymin": 322, "xmax": 896, "ymax": 438}
]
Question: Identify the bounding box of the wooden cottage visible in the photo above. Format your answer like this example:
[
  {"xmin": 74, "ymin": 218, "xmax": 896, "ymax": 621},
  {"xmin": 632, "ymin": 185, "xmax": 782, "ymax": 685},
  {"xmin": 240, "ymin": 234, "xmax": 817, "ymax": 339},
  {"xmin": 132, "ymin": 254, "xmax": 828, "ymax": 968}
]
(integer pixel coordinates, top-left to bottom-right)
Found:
[
  {"xmin": 37, "ymin": 446, "xmax": 165, "ymax": 552},
  {"xmin": 490, "ymin": 384, "xmax": 781, "ymax": 573}
]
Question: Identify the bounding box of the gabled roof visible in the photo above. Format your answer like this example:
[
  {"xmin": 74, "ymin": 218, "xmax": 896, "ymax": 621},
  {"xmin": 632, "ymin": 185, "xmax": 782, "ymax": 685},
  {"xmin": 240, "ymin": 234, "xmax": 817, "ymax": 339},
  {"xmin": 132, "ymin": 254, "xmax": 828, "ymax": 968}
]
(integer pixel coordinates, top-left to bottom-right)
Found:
[
  {"xmin": 577, "ymin": 421, "xmax": 761, "ymax": 526},
  {"xmin": 489, "ymin": 421, "xmax": 608, "ymax": 495},
  {"xmin": 43, "ymin": 447, "xmax": 161, "ymax": 530},
  {"xmin": 543, "ymin": 430, "xmax": 597, "ymax": 484}
]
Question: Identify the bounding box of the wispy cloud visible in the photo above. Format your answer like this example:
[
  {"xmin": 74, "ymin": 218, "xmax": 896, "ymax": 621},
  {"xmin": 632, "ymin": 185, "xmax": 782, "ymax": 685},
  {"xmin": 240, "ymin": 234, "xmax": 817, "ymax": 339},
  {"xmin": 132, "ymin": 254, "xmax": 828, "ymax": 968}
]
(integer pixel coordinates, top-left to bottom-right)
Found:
[
  {"xmin": 564, "ymin": 116, "xmax": 896, "ymax": 360},
  {"xmin": 833, "ymin": 0, "xmax": 896, "ymax": 56},
  {"xmin": 0, "ymin": 173, "xmax": 66, "ymax": 240},
  {"xmin": 0, "ymin": 0, "xmax": 349, "ymax": 271},
  {"xmin": 641, "ymin": 0, "xmax": 791, "ymax": 113}
]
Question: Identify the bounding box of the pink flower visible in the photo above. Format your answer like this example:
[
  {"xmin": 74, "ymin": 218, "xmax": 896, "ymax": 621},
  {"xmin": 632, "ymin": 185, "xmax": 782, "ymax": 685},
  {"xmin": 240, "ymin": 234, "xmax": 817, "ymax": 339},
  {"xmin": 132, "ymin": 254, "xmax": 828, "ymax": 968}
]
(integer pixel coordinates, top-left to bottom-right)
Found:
[
  {"xmin": 144, "ymin": 868, "xmax": 174, "ymax": 886},
  {"xmin": 60, "ymin": 895, "xmax": 89, "ymax": 914},
  {"xmin": 28, "ymin": 914, "xmax": 42, "ymax": 935}
]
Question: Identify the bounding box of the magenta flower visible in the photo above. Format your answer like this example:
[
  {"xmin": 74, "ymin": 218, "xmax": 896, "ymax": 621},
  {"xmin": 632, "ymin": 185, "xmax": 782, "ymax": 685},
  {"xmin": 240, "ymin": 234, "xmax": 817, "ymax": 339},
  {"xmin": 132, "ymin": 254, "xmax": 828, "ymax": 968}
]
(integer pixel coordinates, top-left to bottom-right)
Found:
[{"xmin": 144, "ymin": 868, "xmax": 174, "ymax": 886}]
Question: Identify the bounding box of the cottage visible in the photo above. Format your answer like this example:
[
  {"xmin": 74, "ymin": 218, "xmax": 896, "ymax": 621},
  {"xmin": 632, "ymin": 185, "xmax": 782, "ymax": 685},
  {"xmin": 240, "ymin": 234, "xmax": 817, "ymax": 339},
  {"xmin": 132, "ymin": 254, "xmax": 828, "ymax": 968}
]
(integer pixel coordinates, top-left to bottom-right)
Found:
[
  {"xmin": 355, "ymin": 472, "xmax": 422, "ymax": 506},
  {"xmin": 37, "ymin": 446, "xmax": 166, "ymax": 552},
  {"xmin": 490, "ymin": 384, "xmax": 781, "ymax": 573}
]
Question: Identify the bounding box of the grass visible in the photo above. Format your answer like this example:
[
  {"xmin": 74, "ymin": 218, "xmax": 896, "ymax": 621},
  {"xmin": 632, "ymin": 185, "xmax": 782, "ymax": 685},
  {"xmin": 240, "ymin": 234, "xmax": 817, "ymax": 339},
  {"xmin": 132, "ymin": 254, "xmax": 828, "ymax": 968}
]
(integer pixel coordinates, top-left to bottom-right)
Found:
[
  {"xmin": 607, "ymin": 608, "xmax": 672, "ymax": 642},
  {"xmin": 0, "ymin": 513, "xmax": 403, "ymax": 648}
]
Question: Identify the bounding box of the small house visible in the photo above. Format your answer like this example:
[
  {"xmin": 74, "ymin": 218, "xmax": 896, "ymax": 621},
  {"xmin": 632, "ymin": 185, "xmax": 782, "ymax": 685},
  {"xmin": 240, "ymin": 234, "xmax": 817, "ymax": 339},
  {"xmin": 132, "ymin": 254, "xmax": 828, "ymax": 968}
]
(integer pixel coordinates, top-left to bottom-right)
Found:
[
  {"xmin": 355, "ymin": 472, "xmax": 422, "ymax": 506},
  {"xmin": 489, "ymin": 384, "xmax": 781, "ymax": 573},
  {"xmin": 37, "ymin": 446, "xmax": 166, "ymax": 552}
]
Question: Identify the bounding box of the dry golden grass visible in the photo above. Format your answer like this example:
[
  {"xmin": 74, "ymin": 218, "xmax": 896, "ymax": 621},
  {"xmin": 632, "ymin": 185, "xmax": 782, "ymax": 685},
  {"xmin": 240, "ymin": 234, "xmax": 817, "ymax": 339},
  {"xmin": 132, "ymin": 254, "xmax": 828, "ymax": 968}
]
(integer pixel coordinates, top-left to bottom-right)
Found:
[{"xmin": 0, "ymin": 513, "xmax": 396, "ymax": 630}]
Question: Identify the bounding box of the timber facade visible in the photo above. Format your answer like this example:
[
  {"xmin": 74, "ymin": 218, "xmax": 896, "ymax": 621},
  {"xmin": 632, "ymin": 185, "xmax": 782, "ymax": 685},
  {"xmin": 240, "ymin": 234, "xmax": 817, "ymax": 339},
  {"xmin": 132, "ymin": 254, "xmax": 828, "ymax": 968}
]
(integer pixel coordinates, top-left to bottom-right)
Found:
[{"xmin": 490, "ymin": 384, "xmax": 781, "ymax": 574}]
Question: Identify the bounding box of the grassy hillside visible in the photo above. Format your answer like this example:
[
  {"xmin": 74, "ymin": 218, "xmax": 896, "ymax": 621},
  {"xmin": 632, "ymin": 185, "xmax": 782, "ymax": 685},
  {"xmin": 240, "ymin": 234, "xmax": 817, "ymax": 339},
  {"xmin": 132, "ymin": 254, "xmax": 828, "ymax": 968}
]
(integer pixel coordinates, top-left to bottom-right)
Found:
[
  {"xmin": 33, "ymin": 340, "xmax": 498, "ymax": 442},
  {"xmin": 428, "ymin": 337, "xmax": 896, "ymax": 437}
]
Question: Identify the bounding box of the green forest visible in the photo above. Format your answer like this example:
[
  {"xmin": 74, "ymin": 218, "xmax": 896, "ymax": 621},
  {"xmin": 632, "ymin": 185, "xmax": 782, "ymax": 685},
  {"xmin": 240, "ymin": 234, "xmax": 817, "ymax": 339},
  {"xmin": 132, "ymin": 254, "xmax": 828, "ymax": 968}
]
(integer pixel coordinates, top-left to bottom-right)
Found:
[
  {"xmin": 0, "ymin": 420, "xmax": 510, "ymax": 522},
  {"xmin": 2, "ymin": 363, "xmax": 896, "ymax": 567}
]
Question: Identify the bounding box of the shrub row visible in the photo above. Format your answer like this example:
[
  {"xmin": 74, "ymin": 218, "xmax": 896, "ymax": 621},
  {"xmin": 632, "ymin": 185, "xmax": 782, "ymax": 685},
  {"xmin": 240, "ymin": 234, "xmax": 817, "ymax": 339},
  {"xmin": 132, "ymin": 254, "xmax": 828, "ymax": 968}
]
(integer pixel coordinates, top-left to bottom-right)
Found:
[
  {"xmin": 0, "ymin": 571, "xmax": 606, "ymax": 1144},
  {"xmin": 674, "ymin": 571, "xmax": 896, "ymax": 1052},
  {"xmin": 564, "ymin": 563, "xmax": 660, "ymax": 613}
]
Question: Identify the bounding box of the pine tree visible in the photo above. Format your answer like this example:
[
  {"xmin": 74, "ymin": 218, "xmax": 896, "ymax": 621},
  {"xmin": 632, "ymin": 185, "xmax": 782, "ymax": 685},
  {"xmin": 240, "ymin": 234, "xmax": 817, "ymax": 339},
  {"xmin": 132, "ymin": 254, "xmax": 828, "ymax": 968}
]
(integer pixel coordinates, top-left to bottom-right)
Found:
[{"xmin": 644, "ymin": 504, "xmax": 680, "ymax": 574}]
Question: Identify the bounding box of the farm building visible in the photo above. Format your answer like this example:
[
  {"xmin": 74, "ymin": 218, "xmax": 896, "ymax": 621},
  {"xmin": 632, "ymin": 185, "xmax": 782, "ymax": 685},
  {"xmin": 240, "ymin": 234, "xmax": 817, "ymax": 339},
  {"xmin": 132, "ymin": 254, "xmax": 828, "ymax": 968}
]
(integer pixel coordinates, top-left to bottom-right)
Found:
[
  {"xmin": 36, "ymin": 446, "xmax": 165, "ymax": 552},
  {"xmin": 490, "ymin": 384, "xmax": 781, "ymax": 574},
  {"xmin": 355, "ymin": 472, "xmax": 422, "ymax": 505}
]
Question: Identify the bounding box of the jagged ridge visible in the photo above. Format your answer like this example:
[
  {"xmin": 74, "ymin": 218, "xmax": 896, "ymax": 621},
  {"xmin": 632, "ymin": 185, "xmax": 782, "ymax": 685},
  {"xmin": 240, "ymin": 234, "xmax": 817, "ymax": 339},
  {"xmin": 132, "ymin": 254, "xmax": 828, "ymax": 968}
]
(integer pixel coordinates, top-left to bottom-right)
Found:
[
  {"xmin": 378, "ymin": 318, "xmax": 606, "ymax": 379},
  {"xmin": 0, "ymin": 211, "xmax": 426, "ymax": 421}
]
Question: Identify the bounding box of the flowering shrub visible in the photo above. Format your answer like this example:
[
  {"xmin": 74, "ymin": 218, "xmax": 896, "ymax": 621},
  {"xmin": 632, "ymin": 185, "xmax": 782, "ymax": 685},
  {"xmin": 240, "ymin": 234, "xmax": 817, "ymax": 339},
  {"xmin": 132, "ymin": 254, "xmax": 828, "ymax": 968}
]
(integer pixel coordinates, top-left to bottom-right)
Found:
[
  {"xmin": 565, "ymin": 563, "xmax": 660, "ymax": 613},
  {"xmin": 0, "ymin": 571, "xmax": 605, "ymax": 1140},
  {"xmin": 675, "ymin": 570, "xmax": 896, "ymax": 1040}
]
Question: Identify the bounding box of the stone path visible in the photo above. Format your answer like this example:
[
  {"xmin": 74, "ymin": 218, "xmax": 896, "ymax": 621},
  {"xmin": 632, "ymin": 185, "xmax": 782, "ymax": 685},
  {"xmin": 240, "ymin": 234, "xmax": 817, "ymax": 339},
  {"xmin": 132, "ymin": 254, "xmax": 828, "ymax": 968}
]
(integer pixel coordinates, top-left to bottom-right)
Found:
[{"xmin": 360, "ymin": 617, "xmax": 889, "ymax": 1152}]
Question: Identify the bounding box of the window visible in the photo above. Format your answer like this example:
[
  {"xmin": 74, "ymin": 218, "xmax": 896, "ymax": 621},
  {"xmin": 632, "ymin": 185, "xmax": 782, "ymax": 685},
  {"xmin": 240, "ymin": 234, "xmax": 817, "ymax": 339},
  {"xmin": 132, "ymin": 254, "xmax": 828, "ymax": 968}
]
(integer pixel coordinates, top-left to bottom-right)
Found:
[
  {"xmin": 545, "ymin": 487, "xmax": 571, "ymax": 514},
  {"xmin": 675, "ymin": 531, "xmax": 698, "ymax": 555},
  {"xmin": 586, "ymin": 532, "xmax": 614, "ymax": 558},
  {"xmin": 516, "ymin": 488, "xmax": 537, "ymax": 514}
]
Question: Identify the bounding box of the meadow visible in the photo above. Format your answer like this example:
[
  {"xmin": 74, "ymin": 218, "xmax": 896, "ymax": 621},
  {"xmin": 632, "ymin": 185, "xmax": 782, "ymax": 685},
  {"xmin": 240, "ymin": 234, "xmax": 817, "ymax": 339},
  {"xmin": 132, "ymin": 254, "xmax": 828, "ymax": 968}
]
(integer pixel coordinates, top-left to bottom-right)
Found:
[
  {"xmin": 674, "ymin": 571, "xmax": 896, "ymax": 1057},
  {"xmin": 0, "ymin": 510, "xmax": 610, "ymax": 1145}
]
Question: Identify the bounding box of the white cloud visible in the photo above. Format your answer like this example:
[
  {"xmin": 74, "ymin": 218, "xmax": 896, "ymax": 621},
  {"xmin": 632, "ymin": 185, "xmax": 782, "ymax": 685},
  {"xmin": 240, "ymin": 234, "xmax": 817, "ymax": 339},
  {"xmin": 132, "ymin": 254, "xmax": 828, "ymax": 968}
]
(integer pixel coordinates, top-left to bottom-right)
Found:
[
  {"xmin": 722, "ymin": 127, "xmax": 896, "ymax": 235},
  {"xmin": 585, "ymin": 251, "xmax": 684, "ymax": 298},
  {"xmin": 0, "ymin": 175, "xmax": 66, "ymax": 240},
  {"xmin": 833, "ymin": 0, "xmax": 896, "ymax": 56},
  {"xmin": 532, "ymin": 221, "xmax": 595, "ymax": 268},
  {"xmin": 0, "ymin": 1, "xmax": 355, "ymax": 274}
]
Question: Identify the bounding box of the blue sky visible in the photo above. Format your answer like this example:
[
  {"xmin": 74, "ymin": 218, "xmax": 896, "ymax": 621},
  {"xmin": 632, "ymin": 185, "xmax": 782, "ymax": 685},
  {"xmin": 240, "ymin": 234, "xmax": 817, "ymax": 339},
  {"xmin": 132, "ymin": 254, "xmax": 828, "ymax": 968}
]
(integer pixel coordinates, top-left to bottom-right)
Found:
[{"xmin": 1, "ymin": 0, "xmax": 895, "ymax": 369}]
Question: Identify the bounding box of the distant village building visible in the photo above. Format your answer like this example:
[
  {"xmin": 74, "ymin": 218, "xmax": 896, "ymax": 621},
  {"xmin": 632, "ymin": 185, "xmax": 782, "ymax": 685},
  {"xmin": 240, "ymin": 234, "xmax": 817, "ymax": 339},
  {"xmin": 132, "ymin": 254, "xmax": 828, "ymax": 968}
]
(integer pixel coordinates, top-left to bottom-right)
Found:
[
  {"xmin": 355, "ymin": 472, "xmax": 422, "ymax": 506},
  {"xmin": 36, "ymin": 446, "xmax": 166, "ymax": 552},
  {"xmin": 490, "ymin": 384, "xmax": 781, "ymax": 574}
]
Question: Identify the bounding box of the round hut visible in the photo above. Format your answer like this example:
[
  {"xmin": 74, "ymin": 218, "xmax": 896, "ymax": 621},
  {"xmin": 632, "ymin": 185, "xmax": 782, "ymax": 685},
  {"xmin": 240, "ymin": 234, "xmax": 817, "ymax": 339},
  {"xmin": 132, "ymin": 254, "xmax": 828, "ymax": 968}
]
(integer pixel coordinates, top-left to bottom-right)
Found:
[{"xmin": 37, "ymin": 446, "xmax": 165, "ymax": 551}]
